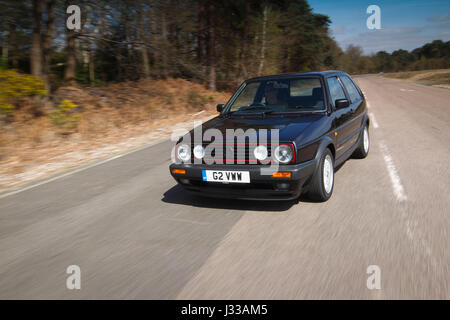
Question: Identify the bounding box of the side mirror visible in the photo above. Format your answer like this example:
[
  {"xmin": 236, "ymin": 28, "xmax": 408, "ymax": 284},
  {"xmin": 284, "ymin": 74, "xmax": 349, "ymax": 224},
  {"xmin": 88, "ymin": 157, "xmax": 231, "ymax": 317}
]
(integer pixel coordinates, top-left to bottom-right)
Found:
[
  {"xmin": 216, "ymin": 104, "xmax": 224, "ymax": 112},
  {"xmin": 335, "ymin": 99, "xmax": 349, "ymax": 109}
]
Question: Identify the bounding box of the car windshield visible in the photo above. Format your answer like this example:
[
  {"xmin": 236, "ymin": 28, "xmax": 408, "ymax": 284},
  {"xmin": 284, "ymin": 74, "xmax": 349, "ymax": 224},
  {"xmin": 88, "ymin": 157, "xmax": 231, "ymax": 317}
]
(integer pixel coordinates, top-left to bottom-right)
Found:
[{"xmin": 224, "ymin": 77, "xmax": 325, "ymax": 114}]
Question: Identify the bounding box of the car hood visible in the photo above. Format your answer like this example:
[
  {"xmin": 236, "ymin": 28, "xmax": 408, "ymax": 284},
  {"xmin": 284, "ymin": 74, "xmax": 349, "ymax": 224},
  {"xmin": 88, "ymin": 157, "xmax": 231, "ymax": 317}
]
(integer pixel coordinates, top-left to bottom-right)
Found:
[{"xmin": 195, "ymin": 113, "xmax": 325, "ymax": 143}]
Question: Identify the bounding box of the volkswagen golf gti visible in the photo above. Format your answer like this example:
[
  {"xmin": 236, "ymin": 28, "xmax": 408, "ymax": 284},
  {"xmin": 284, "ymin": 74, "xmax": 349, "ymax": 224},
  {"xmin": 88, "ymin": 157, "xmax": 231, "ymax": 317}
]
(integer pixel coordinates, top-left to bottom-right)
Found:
[{"xmin": 169, "ymin": 71, "xmax": 370, "ymax": 202}]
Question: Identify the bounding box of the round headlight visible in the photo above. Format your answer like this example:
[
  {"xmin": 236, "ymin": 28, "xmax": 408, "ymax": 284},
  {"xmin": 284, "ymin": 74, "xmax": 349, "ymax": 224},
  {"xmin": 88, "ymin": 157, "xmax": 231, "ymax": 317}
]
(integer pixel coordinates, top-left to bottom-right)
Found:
[
  {"xmin": 177, "ymin": 144, "xmax": 191, "ymax": 161},
  {"xmin": 253, "ymin": 145, "xmax": 268, "ymax": 161},
  {"xmin": 274, "ymin": 145, "xmax": 293, "ymax": 163},
  {"xmin": 193, "ymin": 145, "xmax": 205, "ymax": 159}
]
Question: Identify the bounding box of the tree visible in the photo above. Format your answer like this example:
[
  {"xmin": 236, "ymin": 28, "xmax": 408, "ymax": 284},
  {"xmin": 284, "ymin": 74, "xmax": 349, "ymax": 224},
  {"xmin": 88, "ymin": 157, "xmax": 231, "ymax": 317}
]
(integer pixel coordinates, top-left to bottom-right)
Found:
[
  {"xmin": 9, "ymin": 0, "xmax": 429, "ymax": 86},
  {"xmin": 137, "ymin": 0, "xmax": 150, "ymax": 78},
  {"xmin": 31, "ymin": 0, "xmax": 43, "ymax": 77},
  {"xmin": 64, "ymin": 0, "xmax": 76, "ymax": 83},
  {"xmin": 391, "ymin": 49, "xmax": 413, "ymax": 71},
  {"xmin": 207, "ymin": 0, "xmax": 216, "ymax": 91},
  {"xmin": 42, "ymin": 0, "xmax": 55, "ymax": 90},
  {"xmin": 375, "ymin": 51, "xmax": 394, "ymax": 72},
  {"xmin": 257, "ymin": 5, "xmax": 268, "ymax": 75},
  {"xmin": 1, "ymin": 18, "xmax": 10, "ymax": 67}
]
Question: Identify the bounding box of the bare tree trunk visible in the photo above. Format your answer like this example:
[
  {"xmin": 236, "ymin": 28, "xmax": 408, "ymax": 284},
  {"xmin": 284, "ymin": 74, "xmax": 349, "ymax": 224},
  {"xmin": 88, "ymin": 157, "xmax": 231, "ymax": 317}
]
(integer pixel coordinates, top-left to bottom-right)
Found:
[
  {"xmin": 138, "ymin": 0, "xmax": 150, "ymax": 78},
  {"xmin": 149, "ymin": 1, "xmax": 158, "ymax": 77},
  {"xmin": 124, "ymin": 2, "xmax": 132, "ymax": 73},
  {"xmin": 207, "ymin": 1, "xmax": 216, "ymax": 91},
  {"xmin": 89, "ymin": 49, "xmax": 94, "ymax": 83},
  {"xmin": 64, "ymin": 19, "xmax": 76, "ymax": 83},
  {"xmin": 11, "ymin": 22, "xmax": 18, "ymax": 68},
  {"xmin": 258, "ymin": 6, "xmax": 268, "ymax": 75},
  {"xmin": 31, "ymin": 0, "xmax": 43, "ymax": 77},
  {"xmin": 1, "ymin": 25, "xmax": 9, "ymax": 65},
  {"xmin": 42, "ymin": 0, "xmax": 55, "ymax": 90},
  {"xmin": 64, "ymin": 33, "xmax": 76, "ymax": 83},
  {"xmin": 238, "ymin": 2, "xmax": 250, "ymax": 81},
  {"xmin": 161, "ymin": 4, "xmax": 168, "ymax": 79},
  {"xmin": 64, "ymin": 0, "xmax": 77, "ymax": 84},
  {"xmin": 281, "ymin": 47, "xmax": 289, "ymax": 73},
  {"xmin": 88, "ymin": 14, "xmax": 105, "ymax": 84},
  {"xmin": 197, "ymin": 0, "xmax": 206, "ymax": 79}
]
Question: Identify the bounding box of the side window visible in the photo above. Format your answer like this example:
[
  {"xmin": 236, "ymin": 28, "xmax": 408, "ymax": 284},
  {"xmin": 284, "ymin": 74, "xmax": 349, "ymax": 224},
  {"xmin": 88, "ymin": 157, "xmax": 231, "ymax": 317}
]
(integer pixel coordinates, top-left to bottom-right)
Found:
[
  {"xmin": 326, "ymin": 77, "xmax": 346, "ymax": 108},
  {"xmin": 340, "ymin": 76, "xmax": 362, "ymax": 103}
]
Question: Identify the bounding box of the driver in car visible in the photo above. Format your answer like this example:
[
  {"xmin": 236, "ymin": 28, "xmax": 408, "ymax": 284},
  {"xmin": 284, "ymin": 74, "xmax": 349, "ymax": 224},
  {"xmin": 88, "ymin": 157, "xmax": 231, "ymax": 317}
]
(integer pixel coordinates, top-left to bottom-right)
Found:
[{"xmin": 264, "ymin": 82, "xmax": 287, "ymax": 106}]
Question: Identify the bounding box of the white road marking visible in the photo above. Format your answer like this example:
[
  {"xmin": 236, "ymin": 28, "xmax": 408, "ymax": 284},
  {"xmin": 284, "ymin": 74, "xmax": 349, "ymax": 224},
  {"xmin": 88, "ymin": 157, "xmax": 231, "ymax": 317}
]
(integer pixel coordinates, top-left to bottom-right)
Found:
[
  {"xmin": 378, "ymin": 138, "xmax": 436, "ymax": 268},
  {"xmin": 369, "ymin": 112, "xmax": 379, "ymax": 128},
  {"xmin": 0, "ymin": 137, "xmax": 168, "ymax": 199},
  {"xmin": 362, "ymin": 84, "xmax": 440, "ymax": 287},
  {"xmin": 191, "ymin": 110, "xmax": 205, "ymax": 116},
  {"xmin": 379, "ymin": 142, "xmax": 407, "ymax": 202},
  {"xmin": 400, "ymin": 88, "xmax": 415, "ymax": 92},
  {"xmin": 0, "ymin": 116, "xmax": 214, "ymax": 199}
]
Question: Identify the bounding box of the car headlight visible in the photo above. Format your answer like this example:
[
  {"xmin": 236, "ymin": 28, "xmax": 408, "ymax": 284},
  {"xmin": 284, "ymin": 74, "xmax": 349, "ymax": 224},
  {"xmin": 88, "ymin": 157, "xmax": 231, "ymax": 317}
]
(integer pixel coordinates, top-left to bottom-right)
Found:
[
  {"xmin": 177, "ymin": 144, "xmax": 191, "ymax": 161},
  {"xmin": 193, "ymin": 145, "xmax": 205, "ymax": 159},
  {"xmin": 253, "ymin": 145, "xmax": 268, "ymax": 161},
  {"xmin": 274, "ymin": 145, "xmax": 293, "ymax": 163}
]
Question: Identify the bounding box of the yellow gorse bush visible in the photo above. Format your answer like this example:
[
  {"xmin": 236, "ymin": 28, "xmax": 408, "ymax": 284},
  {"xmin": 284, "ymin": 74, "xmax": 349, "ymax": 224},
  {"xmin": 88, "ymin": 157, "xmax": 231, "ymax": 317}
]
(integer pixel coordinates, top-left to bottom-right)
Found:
[
  {"xmin": 0, "ymin": 69, "xmax": 47, "ymax": 114},
  {"xmin": 50, "ymin": 99, "xmax": 80, "ymax": 130}
]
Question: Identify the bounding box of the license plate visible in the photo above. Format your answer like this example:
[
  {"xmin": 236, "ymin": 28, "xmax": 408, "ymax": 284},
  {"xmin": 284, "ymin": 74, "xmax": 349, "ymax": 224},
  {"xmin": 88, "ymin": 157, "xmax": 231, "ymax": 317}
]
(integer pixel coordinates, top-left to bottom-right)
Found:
[{"xmin": 202, "ymin": 170, "xmax": 250, "ymax": 183}]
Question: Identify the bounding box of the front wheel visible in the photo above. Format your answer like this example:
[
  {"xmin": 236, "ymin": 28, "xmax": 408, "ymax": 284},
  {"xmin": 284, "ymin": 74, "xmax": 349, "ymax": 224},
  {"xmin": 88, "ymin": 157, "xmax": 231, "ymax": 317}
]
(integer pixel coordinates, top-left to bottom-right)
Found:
[
  {"xmin": 307, "ymin": 148, "xmax": 334, "ymax": 202},
  {"xmin": 353, "ymin": 124, "xmax": 370, "ymax": 159}
]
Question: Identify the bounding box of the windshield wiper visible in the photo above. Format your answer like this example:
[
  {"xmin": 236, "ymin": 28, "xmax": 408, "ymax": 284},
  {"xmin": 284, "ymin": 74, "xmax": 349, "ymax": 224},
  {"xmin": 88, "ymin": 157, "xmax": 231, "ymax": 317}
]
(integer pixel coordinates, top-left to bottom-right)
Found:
[
  {"xmin": 231, "ymin": 110, "xmax": 274, "ymax": 118},
  {"xmin": 238, "ymin": 105, "xmax": 270, "ymax": 112},
  {"xmin": 289, "ymin": 106, "xmax": 326, "ymax": 113}
]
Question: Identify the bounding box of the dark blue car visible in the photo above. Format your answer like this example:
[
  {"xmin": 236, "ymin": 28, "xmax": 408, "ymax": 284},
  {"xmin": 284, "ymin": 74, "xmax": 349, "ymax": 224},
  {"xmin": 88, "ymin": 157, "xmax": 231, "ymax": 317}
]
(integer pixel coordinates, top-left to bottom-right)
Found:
[{"xmin": 170, "ymin": 71, "xmax": 370, "ymax": 202}]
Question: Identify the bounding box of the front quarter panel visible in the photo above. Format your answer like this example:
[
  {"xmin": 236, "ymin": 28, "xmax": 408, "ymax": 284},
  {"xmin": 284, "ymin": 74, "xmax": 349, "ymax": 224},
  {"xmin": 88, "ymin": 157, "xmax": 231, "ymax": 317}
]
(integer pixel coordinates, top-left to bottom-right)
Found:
[{"xmin": 292, "ymin": 114, "xmax": 334, "ymax": 164}]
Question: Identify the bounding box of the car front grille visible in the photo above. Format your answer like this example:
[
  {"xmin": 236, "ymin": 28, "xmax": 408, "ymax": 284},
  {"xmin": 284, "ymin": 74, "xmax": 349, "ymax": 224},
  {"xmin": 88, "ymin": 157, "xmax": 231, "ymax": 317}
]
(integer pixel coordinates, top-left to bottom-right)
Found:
[{"xmin": 186, "ymin": 142, "xmax": 295, "ymax": 165}]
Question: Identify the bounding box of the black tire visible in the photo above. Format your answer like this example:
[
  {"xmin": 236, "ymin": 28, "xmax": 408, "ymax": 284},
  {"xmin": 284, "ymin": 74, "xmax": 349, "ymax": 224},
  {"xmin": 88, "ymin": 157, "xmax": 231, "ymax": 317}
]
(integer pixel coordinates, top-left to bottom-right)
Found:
[
  {"xmin": 307, "ymin": 148, "xmax": 334, "ymax": 202},
  {"xmin": 353, "ymin": 124, "xmax": 370, "ymax": 159}
]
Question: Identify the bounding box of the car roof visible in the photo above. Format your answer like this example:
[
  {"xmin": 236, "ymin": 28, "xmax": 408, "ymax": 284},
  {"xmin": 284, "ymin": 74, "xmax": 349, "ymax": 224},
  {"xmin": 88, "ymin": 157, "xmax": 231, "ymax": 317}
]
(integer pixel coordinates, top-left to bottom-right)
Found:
[{"xmin": 247, "ymin": 70, "xmax": 348, "ymax": 82}]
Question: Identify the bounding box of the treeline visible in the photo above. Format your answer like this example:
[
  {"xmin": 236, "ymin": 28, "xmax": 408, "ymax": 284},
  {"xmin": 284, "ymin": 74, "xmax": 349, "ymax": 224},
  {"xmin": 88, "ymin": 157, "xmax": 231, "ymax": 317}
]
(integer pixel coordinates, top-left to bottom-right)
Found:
[
  {"xmin": 0, "ymin": 0, "xmax": 449, "ymax": 93},
  {"xmin": 0, "ymin": 0, "xmax": 342, "ymax": 91},
  {"xmin": 339, "ymin": 40, "xmax": 450, "ymax": 74}
]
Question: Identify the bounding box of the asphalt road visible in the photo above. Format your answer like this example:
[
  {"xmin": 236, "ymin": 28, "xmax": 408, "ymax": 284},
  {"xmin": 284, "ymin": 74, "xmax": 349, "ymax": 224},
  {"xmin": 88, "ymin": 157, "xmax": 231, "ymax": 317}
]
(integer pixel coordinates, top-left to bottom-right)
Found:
[{"xmin": 0, "ymin": 75, "xmax": 449, "ymax": 299}]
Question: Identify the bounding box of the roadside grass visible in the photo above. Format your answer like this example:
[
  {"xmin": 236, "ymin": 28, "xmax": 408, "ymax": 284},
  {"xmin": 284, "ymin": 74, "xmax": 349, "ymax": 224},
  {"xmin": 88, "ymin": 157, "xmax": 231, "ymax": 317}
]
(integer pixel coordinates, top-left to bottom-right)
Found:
[
  {"xmin": 418, "ymin": 72, "xmax": 450, "ymax": 85},
  {"xmin": 0, "ymin": 78, "xmax": 231, "ymax": 191},
  {"xmin": 383, "ymin": 69, "xmax": 450, "ymax": 86},
  {"xmin": 383, "ymin": 71, "xmax": 417, "ymax": 79}
]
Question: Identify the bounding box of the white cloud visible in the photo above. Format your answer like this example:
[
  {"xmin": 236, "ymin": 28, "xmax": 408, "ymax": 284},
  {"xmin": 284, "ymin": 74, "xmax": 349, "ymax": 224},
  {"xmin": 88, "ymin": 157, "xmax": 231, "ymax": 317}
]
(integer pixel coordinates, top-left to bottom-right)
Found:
[
  {"xmin": 427, "ymin": 12, "xmax": 450, "ymax": 22},
  {"xmin": 331, "ymin": 26, "xmax": 346, "ymax": 36},
  {"xmin": 337, "ymin": 24, "xmax": 450, "ymax": 54}
]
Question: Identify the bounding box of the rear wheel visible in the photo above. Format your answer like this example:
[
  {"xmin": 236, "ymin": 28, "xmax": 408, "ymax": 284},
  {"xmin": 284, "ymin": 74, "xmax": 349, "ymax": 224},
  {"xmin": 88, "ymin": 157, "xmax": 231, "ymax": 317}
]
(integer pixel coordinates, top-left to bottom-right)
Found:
[
  {"xmin": 307, "ymin": 148, "xmax": 334, "ymax": 202},
  {"xmin": 353, "ymin": 124, "xmax": 370, "ymax": 159}
]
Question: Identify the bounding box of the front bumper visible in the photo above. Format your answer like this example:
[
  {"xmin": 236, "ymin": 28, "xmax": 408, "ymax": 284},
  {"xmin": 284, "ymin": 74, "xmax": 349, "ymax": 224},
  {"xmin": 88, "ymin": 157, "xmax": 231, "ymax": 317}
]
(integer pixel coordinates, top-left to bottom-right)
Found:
[{"xmin": 169, "ymin": 160, "xmax": 316, "ymax": 201}]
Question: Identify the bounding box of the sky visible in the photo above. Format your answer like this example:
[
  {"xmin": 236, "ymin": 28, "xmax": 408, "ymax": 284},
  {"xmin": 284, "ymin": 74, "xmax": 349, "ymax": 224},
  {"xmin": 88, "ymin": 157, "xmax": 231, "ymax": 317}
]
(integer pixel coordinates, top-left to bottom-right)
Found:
[{"xmin": 308, "ymin": 0, "xmax": 450, "ymax": 54}]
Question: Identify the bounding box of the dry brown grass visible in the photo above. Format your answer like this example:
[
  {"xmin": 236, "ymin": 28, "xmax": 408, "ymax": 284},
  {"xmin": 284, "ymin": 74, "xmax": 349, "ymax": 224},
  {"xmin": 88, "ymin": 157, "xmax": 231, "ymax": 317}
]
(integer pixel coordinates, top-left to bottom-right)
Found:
[
  {"xmin": 383, "ymin": 69, "xmax": 450, "ymax": 86},
  {"xmin": 0, "ymin": 78, "xmax": 231, "ymax": 191}
]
